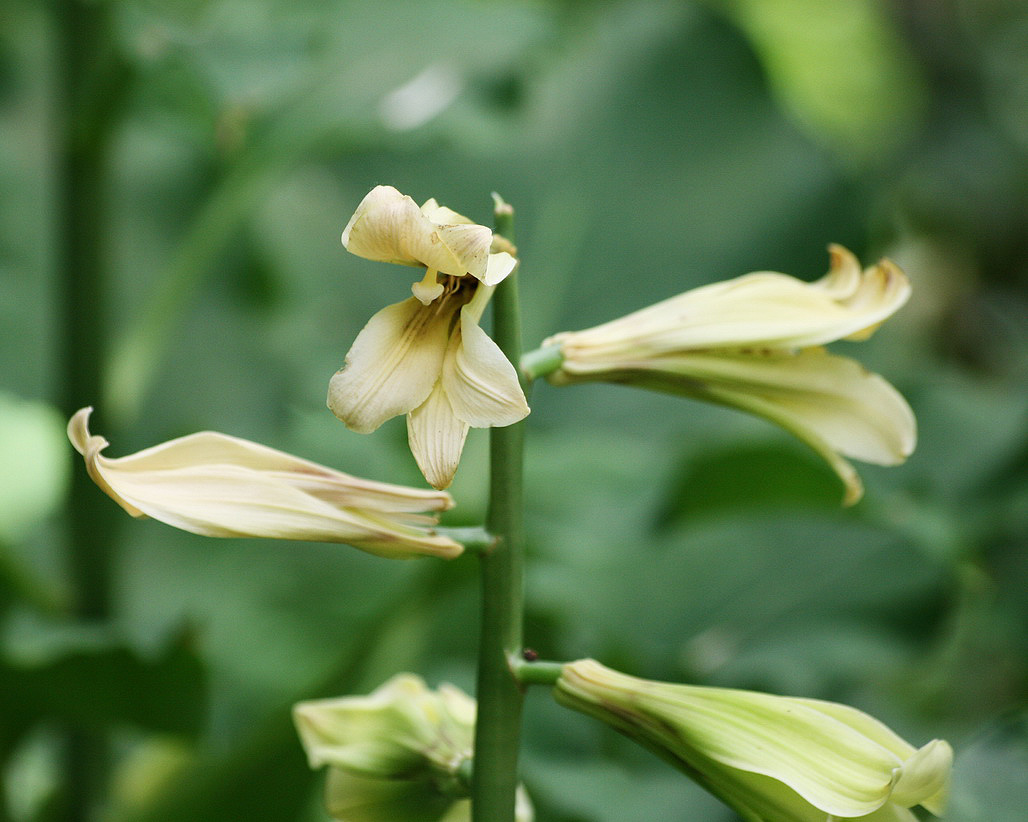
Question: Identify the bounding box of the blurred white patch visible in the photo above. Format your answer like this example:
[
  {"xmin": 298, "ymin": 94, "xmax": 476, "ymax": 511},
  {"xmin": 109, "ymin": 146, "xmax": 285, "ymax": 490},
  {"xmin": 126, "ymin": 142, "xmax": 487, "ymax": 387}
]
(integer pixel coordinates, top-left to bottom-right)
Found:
[{"xmin": 378, "ymin": 63, "xmax": 463, "ymax": 131}]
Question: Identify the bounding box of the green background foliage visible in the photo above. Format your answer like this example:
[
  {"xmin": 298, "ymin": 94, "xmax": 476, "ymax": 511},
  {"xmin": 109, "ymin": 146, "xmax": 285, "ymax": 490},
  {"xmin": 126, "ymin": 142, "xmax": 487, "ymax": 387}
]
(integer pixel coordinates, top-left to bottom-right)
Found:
[{"xmin": 1, "ymin": 0, "xmax": 1025, "ymax": 819}]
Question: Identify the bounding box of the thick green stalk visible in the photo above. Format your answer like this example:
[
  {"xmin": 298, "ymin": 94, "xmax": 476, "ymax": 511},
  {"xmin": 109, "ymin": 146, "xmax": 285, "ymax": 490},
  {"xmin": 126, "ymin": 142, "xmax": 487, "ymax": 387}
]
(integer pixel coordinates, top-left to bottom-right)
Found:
[
  {"xmin": 471, "ymin": 199, "xmax": 527, "ymax": 821},
  {"xmin": 55, "ymin": 1, "xmax": 127, "ymax": 819}
]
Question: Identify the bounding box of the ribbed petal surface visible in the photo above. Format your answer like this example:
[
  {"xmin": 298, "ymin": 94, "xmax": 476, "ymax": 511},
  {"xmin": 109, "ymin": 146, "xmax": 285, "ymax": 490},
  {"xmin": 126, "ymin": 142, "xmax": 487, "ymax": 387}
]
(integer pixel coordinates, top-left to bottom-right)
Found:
[{"xmin": 328, "ymin": 297, "xmax": 453, "ymax": 434}]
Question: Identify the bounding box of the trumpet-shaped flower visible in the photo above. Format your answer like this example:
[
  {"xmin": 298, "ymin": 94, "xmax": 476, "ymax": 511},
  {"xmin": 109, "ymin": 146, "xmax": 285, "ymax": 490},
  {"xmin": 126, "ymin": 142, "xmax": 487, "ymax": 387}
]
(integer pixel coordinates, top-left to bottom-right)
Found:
[
  {"xmin": 541, "ymin": 246, "xmax": 915, "ymax": 504},
  {"xmin": 294, "ymin": 674, "xmax": 533, "ymax": 822},
  {"xmin": 329, "ymin": 187, "xmax": 529, "ymax": 489},
  {"xmin": 68, "ymin": 407, "xmax": 462, "ymax": 559},
  {"xmin": 555, "ymin": 659, "xmax": 951, "ymax": 822}
]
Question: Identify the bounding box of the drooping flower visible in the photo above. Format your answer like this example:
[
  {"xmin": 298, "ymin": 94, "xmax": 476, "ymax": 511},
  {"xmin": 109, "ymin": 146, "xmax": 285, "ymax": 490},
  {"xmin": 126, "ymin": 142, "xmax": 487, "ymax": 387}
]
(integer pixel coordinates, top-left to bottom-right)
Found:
[
  {"xmin": 555, "ymin": 659, "xmax": 951, "ymax": 822},
  {"xmin": 68, "ymin": 407, "xmax": 462, "ymax": 559},
  {"xmin": 329, "ymin": 186, "xmax": 529, "ymax": 489},
  {"xmin": 294, "ymin": 674, "xmax": 534, "ymax": 822},
  {"xmin": 539, "ymin": 246, "xmax": 915, "ymax": 504}
]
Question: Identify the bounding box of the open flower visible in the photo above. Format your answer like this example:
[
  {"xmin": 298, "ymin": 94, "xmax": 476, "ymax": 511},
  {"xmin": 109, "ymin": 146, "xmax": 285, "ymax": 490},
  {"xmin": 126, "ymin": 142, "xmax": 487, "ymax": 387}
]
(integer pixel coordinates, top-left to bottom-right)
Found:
[
  {"xmin": 555, "ymin": 659, "xmax": 951, "ymax": 822},
  {"xmin": 294, "ymin": 674, "xmax": 533, "ymax": 822},
  {"xmin": 329, "ymin": 186, "xmax": 529, "ymax": 489},
  {"xmin": 541, "ymin": 246, "xmax": 915, "ymax": 504},
  {"xmin": 68, "ymin": 407, "xmax": 462, "ymax": 559}
]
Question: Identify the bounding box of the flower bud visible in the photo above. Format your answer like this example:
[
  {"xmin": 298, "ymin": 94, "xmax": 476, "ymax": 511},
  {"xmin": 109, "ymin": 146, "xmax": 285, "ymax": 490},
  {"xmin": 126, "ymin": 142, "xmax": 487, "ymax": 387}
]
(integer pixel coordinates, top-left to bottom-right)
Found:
[
  {"xmin": 294, "ymin": 674, "xmax": 533, "ymax": 822},
  {"xmin": 68, "ymin": 407, "xmax": 462, "ymax": 559},
  {"xmin": 555, "ymin": 659, "xmax": 950, "ymax": 822},
  {"xmin": 543, "ymin": 246, "xmax": 915, "ymax": 504}
]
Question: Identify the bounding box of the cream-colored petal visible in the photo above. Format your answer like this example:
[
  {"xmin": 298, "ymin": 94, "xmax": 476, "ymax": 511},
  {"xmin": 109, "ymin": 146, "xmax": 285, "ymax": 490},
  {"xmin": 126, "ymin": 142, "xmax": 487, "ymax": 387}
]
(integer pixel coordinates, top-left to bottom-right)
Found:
[
  {"xmin": 406, "ymin": 382, "xmax": 469, "ymax": 490},
  {"xmin": 67, "ymin": 408, "xmax": 462, "ymax": 559},
  {"xmin": 443, "ymin": 310, "xmax": 530, "ymax": 429},
  {"xmin": 71, "ymin": 408, "xmax": 453, "ymax": 517},
  {"xmin": 328, "ymin": 297, "xmax": 454, "ymax": 434},
  {"xmin": 479, "ymin": 251, "xmax": 517, "ymax": 286},
  {"xmin": 421, "ymin": 222, "xmax": 492, "ymax": 279},
  {"xmin": 420, "ymin": 199, "xmax": 474, "ymax": 225},
  {"xmin": 342, "ymin": 185, "xmax": 429, "ymax": 269},
  {"xmin": 658, "ymin": 348, "xmax": 916, "ymax": 464},
  {"xmin": 341, "ymin": 186, "xmax": 497, "ymax": 280},
  {"xmin": 557, "ymin": 347, "xmax": 915, "ymax": 504},
  {"xmin": 549, "ymin": 247, "xmax": 911, "ymax": 356}
]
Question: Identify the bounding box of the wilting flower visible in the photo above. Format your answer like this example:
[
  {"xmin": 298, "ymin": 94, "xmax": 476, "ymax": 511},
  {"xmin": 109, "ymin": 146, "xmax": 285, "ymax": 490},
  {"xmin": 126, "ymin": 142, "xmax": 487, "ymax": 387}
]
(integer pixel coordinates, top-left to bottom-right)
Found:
[
  {"xmin": 68, "ymin": 407, "xmax": 462, "ymax": 559},
  {"xmin": 542, "ymin": 246, "xmax": 915, "ymax": 504},
  {"xmin": 329, "ymin": 186, "xmax": 529, "ymax": 489},
  {"xmin": 555, "ymin": 659, "xmax": 951, "ymax": 822},
  {"xmin": 294, "ymin": 674, "xmax": 533, "ymax": 822}
]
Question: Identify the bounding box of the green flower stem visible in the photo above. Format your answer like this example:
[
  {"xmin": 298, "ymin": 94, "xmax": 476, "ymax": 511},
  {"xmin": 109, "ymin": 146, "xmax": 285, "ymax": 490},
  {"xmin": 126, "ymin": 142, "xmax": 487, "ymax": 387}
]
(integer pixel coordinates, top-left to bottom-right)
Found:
[
  {"xmin": 512, "ymin": 660, "xmax": 565, "ymax": 686},
  {"xmin": 471, "ymin": 197, "xmax": 527, "ymax": 822},
  {"xmin": 520, "ymin": 343, "xmax": 565, "ymax": 382},
  {"xmin": 436, "ymin": 526, "xmax": 496, "ymax": 556}
]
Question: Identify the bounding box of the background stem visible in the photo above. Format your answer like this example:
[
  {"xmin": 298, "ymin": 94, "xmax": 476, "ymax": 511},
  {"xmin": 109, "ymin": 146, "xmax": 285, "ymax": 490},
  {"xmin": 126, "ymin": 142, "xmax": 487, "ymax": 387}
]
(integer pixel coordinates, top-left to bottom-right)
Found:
[
  {"xmin": 471, "ymin": 199, "xmax": 527, "ymax": 822},
  {"xmin": 55, "ymin": 0, "xmax": 128, "ymax": 817}
]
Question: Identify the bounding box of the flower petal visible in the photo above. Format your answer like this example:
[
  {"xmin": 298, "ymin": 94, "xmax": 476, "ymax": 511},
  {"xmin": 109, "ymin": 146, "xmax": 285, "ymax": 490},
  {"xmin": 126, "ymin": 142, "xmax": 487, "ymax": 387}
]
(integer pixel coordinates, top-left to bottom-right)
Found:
[
  {"xmin": 341, "ymin": 186, "xmax": 498, "ymax": 280},
  {"xmin": 342, "ymin": 185, "xmax": 429, "ymax": 269},
  {"xmin": 328, "ymin": 297, "xmax": 453, "ymax": 434},
  {"xmin": 549, "ymin": 246, "xmax": 911, "ymax": 356},
  {"xmin": 426, "ymin": 223, "xmax": 492, "ymax": 279},
  {"xmin": 68, "ymin": 408, "xmax": 462, "ymax": 559},
  {"xmin": 890, "ymin": 740, "xmax": 952, "ymax": 814},
  {"xmin": 420, "ymin": 198, "xmax": 473, "ymax": 225},
  {"xmin": 559, "ymin": 347, "xmax": 915, "ymax": 504},
  {"xmin": 442, "ymin": 310, "xmax": 530, "ymax": 429},
  {"xmin": 480, "ymin": 251, "xmax": 517, "ymax": 286},
  {"xmin": 406, "ymin": 381, "xmax": 469, "ymax": 490}
]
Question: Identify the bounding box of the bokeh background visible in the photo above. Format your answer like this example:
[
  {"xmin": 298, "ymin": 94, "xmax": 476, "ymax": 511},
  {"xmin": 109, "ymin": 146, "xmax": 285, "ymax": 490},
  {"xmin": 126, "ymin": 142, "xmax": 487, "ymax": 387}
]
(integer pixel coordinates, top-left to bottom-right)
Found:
[{"xmin": 2, "ymin": 0, "xmax": 1026, "ymax": 819}]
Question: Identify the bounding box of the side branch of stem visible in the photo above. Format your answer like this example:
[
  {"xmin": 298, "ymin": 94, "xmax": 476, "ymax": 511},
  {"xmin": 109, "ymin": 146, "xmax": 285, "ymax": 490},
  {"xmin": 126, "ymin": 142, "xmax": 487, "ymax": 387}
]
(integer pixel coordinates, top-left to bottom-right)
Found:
[{"xmin": 520, "ymin": 344, "xmax": 565, "ymax": 382}]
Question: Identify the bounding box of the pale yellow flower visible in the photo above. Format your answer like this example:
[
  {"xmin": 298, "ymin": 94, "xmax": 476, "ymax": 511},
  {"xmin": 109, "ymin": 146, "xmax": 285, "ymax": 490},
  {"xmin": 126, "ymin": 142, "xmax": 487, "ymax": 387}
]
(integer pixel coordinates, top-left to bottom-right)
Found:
[
  {"xmin": 543, "ymin": 246, "xmax": 915, "ymax": 504},
  {"xmin": 556, "ymin": 659, "xmax": 951, "ymax": 822},
  {"xmin": 294, "ymin": 674, "xmax": 533, "ymax": 822},
  {"xmin": 329, "ymin": 186, "xmax": 529, "ymax": 490},
  {"xmin": 68, "ymin": 407, "xmax": 462, "ymax": 559}
]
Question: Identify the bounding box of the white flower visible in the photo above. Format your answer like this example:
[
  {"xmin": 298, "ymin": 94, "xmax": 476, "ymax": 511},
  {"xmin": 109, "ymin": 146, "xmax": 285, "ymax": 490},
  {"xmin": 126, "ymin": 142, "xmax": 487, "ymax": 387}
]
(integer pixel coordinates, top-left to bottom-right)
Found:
[
  {"xmin": 329, "ymin": 187, "xmax": 529, "ymax": 489},
  {"xmin": 555, "ymin": 659, "xmax": 951, "ymax": 822},
  {"xmin": 543, "ymin": 246, "xmax": 915, "ymax": 504},
  {"xmin": 67, "ymin": 407, "xmax": 462, "ymax": 559},
  {"xmin": 294, "ymin": 674, "xmax": 534, "ymax": 822}
]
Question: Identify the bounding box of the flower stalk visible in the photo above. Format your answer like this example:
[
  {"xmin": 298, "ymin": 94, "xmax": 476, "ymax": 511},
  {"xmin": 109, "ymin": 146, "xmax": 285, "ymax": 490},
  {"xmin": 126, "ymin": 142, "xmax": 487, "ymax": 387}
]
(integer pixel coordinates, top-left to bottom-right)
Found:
[{"xmin": 471, "ymin": 195, "xmax": 528, "ymax": 822}]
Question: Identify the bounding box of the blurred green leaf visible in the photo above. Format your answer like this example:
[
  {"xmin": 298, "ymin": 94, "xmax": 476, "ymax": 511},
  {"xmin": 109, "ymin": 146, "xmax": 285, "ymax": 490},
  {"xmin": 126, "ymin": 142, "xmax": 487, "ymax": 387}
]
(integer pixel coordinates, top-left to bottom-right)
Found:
[
  {"xmin": 3, "ymin": 625, "xmax": 206, "ymax": 736},
  {"xmin": 947, "ymin": 712, "xmax": 1028, "ymax": 822},
  {"xmin": 655, "ymin": 441, "xmax": 841, "ymax": 525},
  {"xmin": 0, "ymin": 394, "xmax": 69, "ymax": 545},
  {"xmin": 705, "ymin": 0, "xmax": 926, "ymax": 162}
]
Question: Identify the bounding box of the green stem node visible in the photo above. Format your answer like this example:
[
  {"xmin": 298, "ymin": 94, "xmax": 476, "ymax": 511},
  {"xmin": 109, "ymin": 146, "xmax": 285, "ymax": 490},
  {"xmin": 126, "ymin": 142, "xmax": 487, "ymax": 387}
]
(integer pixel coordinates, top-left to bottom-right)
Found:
[{"xmin": 436, "ymin": 526, "xmax": 495, "ymax": 556}]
